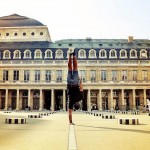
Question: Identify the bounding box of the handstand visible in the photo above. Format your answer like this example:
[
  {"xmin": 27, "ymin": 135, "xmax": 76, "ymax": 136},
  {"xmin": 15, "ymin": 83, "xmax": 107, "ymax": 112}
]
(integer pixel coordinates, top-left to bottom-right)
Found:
[{"xmin": 67, "ymin": 48, "xmax": 83, "ymax": 125}]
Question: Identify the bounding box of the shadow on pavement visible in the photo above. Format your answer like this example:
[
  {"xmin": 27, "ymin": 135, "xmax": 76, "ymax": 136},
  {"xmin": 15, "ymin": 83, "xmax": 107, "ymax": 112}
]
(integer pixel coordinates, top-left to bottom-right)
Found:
[{"xmin": 75, "ymin": 124, "xmax": 150, "ymax": 135}]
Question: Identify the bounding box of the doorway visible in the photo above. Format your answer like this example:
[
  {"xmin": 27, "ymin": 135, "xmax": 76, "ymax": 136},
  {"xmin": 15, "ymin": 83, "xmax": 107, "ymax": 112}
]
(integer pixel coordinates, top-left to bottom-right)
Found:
[{"xmin": 44, "ymin": 90, "xmax": 51, "ymax": 110}]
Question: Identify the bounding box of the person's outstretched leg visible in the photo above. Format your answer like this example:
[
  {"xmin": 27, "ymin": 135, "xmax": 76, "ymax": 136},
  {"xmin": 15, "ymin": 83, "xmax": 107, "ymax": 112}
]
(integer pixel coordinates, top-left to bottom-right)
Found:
[
  {"xmin": 73, "ymin": 52, "xmax": 78, "ymax": 71},
  {"xmin": 72, "ymin": 51, "xmax": 79, "ymax": 85},
  {"xmin": 67, "ymin": 55, "xmax": 73, "ymax": 85},
  {"xmin": 68, "ymin": 55, "xmax": 72, "ymax": 71}
]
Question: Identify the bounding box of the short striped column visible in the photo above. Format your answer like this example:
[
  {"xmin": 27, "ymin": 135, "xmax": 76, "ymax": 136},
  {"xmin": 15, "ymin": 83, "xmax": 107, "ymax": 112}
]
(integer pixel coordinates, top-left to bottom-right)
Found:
[
  {"xmin": 5, "ymin": 118, "xmax": 26, "ymax": 124},
  {"xmin": 39, "ymin": 113, "xmax": 49, "ymax": 116},
  {"xmin": 28, "ymin": 114, "xmax": 41, "ymax": 118},
  {"xmin": 102, "ymin": 114, "xmax": 115, "ymax": 119},
  {"xmin": 121, "ymin": 111, "xmax": 128, "ymax": 114},
  {"xmin": 3, "ymin": 111, "xmax": 12, "ymax": 113},
  {"xmin": 131, "ymin": 111, "xmax": 139, "ymax": 115},
  {"xmin": 118, "ymin": 118, "xmax": 139, "ymax": 125}
]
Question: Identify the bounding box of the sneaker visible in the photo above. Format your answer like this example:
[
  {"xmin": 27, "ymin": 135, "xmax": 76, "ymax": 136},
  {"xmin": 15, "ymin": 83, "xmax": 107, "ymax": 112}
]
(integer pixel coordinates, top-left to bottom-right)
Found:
[{"xmin": 69, "ymin": 47, "xmax": 75, "ymax": 55}]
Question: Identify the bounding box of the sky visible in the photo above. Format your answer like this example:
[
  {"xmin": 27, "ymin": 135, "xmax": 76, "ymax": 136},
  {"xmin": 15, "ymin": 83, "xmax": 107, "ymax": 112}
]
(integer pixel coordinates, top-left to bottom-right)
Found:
[{"xmin": 0, "ymin": 0, "xmax": 150, "ymax": 41}]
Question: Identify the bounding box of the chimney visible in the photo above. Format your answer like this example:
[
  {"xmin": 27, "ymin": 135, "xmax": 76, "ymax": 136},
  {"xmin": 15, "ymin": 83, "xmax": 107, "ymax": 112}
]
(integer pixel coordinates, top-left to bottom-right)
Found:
[{"xmin": 128, "ymin": 36, "xmax": 133, "ymax": 43}]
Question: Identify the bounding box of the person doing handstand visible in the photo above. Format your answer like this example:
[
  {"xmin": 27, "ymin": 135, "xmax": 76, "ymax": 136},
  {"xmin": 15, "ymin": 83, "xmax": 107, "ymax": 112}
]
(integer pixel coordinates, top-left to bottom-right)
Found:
[{"xmin": 67, "ymin": 48, "xmax": 83, "ymax": 125}]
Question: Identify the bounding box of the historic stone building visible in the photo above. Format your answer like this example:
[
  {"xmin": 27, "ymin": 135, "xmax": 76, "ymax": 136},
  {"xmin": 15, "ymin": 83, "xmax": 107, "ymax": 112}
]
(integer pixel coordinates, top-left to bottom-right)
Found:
[{"xmin": 0, "ymin": 14, "xmax": 150, "ymax": 111}]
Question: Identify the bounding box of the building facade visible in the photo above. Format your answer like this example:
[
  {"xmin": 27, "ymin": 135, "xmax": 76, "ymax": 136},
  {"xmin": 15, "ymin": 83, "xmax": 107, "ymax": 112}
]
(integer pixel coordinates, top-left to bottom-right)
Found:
[{"xmin": 0, "ymin": 14, "xmax": 150, "ymax": 111}]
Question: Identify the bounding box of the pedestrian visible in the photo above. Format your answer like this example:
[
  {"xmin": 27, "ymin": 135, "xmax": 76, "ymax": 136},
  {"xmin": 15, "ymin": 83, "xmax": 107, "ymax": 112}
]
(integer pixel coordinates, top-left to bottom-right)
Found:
[{"xmin": 67, "ymin": 48, "xmax": 83, "ymax": 125}]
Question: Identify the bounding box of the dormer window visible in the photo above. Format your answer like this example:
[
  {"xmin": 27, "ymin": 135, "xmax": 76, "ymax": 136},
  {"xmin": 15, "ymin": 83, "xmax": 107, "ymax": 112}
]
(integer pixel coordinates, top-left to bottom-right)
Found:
[
  {"xmin": 34, "ymin": 49, "xmax": 42, "ymax": 59},
  {"xmin": 140, "ymin": 49, "xmax": 147, "ymax": 58},
  {"xmin": 78, "ymin": 49, "xmax": 86, "ymax": 58},
  {"xmin": 130, "ymin": 49, "xmax": 137, "ymax": 58},
  {"xmin": 120, "ymin": 49, "xmax": 127, "ymax": 58},
  {"xmin": 45, "ymin": 49, "xmax": 53, "ymax": 58},
  {"xmin": 24, "ymin": 50, "xmax": 32, "ymax": 59},
  {"xmin": 109, "ymin": 49, "xmax": 117, "ymax": 58},
  {"xmin": 13, "ymin": 50, "xmax": 21, "ymax": 59},
  {"xmin": 3, "ymin": 50, "xmax": 11, "ymax": 59},
  {"xmin": 89, "ymin": 49, "xmax": 96, "ymax": 58},
  {"xmin": 55, "ymin": 49, "xmax": 63, "ymax": 58},
  {"xmin": 99, "ymin": 49, "xmax": 107, "ymax": 58}
]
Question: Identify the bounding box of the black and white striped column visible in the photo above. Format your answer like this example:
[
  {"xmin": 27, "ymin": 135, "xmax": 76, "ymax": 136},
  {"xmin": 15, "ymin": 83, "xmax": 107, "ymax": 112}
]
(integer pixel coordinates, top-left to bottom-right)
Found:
[{"xmin": 5, "ymin": 118, "xmax": 26, "ymax": 124}]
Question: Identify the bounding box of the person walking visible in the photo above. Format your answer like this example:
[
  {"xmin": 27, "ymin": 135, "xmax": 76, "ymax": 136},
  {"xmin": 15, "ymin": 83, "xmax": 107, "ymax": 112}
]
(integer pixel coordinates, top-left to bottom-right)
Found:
[{"xmin": 67, "ymin": 48, "xmax": 83, "ymax": 125}]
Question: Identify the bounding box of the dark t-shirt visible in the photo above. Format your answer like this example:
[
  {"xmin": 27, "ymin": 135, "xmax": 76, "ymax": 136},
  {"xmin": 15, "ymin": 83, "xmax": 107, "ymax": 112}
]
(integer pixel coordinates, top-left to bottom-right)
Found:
[
  {"xmin": 67, "ymin": 86, "xmax": 83, "ymax": 102},
  {"xmin": 67, "ymin": 85, "xmax": 83, "ymax": 109}
]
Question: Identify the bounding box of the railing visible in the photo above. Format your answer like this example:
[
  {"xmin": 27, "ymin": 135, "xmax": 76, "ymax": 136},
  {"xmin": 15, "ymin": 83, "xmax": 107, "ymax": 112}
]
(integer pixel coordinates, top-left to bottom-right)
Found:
[{"xmin": 0, "ymin": 79, "xmax": 150, "ymax": 84}]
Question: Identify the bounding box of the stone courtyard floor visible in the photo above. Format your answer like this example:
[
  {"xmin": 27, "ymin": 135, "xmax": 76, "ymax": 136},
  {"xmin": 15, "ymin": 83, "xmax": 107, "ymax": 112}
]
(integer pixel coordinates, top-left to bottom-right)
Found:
[{"xmin": 0, "ymin": 110, "xmax": 150, "ymax": 150}]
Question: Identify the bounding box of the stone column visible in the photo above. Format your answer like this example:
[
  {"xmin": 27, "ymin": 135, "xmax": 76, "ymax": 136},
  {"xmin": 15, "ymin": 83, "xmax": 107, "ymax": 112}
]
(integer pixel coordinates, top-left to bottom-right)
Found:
[
  {"xmin": 119, "ymin": 89, "xmax": 125, "ymax": 110},
  {"xmin": 16, "ymin": 89, "xmax": 19, "ymax": 110},
  {"xmin": 132, "ymin": 89, "xmax": 136, "ymax": 110},
  {"xmin": 97, "ymin": 89, "xmax": 102, "ymax": 111},
  {"xmin": 143, "ymin": 89, "xmax": 146, "ymax": 111},
  {"xmin": 28, "ymin": 89, "xmax": 31, "ymax": 107},
  {"xmin": 63, "ymin": 89, "xmax": 66, "ymax": 111},
  {"xmin": 51, "ymin": 89, "xmax": 54, "ymax": 111},
  {"xmin": 39, "ymin": 89, "xmax": 43, "ymax": 111},
  {"xmin": 19, "ymin": 90, "xmax": 22, "ymax": 110},
  {"xmin": 4, "ymin": 89, "xmax": 8, "ymax": 110},
  {"xmin": 87, "ymin": 89, "xmax": 91, "ymax": 111},
  {"xmin": 0, "ymin": 91, "xmax": 1, "ymax": 109},
  {"xmin": 108, "ymin": 89, "xmax": 113, "ymax": 110}
]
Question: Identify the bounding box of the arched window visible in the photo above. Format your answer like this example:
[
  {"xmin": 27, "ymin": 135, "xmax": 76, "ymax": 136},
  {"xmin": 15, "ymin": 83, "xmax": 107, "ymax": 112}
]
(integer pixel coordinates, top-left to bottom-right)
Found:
[
  {"xmin": 24, "ymin": 50, "xmax": 31, "ymax": 59},
  {"xmin": 34, "ymin": 49, "xmax": 42, "ymax": 59},
  {"xmin": 120, "ymin": 49, "xmax": 127, "ymax": 58},
  {"xmin": 78, "ymin": 49, "xmax": 86, "ymax": 58},
  {"xmin": 13, "ymin": 50, "xmax": 21, "ymax": 59},
  {"xmin": 99, "ymin": 49, "xmax": 106, "ymax": 58},
  {"xmin": 89, "ymin": 49, "xmax": 96, "ymax": 58},
  {"xmin": 140, "ymin": 49, "xmax": 147, "ymax": 58},
  {"xmin": 3, "ymin": 50, "xmax": 11, "ymax": 59},
  {"xmin": 109, "ymin": 49, "xmax": 117, "ymax": 58},
  {"xmin": 55, "ymin": 49, "xmax": 63, "ymax": 58},
  {"xmin": 130, "ymin": 49, "xmax": 137, "ymax": 58},
  {"xmin": 45, "ymin": 49, "xmax": 53, "ymax": 58}
]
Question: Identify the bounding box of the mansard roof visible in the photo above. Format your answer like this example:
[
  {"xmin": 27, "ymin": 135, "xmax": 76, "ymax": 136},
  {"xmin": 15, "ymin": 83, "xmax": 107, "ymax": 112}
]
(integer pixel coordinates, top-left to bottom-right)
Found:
[{"xmin": 0, "ymin": 14, "xmax": 44, "ymax": 27}]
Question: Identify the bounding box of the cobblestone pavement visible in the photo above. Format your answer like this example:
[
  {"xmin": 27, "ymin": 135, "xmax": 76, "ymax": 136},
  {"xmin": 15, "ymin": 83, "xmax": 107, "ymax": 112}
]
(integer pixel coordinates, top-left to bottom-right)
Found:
[{"xmin": 0, "ymin": 110, "xmax": 150, "ymax": 150}]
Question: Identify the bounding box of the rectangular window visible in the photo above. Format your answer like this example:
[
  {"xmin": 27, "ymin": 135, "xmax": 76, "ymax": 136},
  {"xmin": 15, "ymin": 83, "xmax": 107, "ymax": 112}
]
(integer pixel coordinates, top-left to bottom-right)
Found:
[
  {"xmin": 24, "ymin": 70, "xmax": 30, "ymax": 82},
  {"xmin": 56, "ymin": 70, "xmax": 62, "ymax": 82},
  {"xmin": 45, "ymin": 70, "xmax": 51, "ymax": 83},
  {"xmin": 121, "ymin": 70, "xmax": 127, "ymax": 81},
  {"xmin": 3, "ymin": 70, "xmax": 8, "ymax": 81},
  {"xmin": 112, "ymin": 70, "xmax": 117, "ymax": 81},
  {"xmin": 35, "ymin": 70, "xmax": 40, "ymax": 82},
  {"xmin": 79, "ymin": 70, "xmax": 86, "ymax": 82},
  {"xmin": 132, "ymin": 70, "xmax": 137, "ymax": 81},
  {"xmin": 90, "ymin": 70, "xmax": 96, "ymax": 82},
  {"xmin": 142, "ymin": 70, "xmax": 148, "ymax": 81},
  {"xmin": 101, "ymin": 70, "xmax": 106, "ymax": 81},
  {"xmin": 13, "ymin": 70, "xmax": 19, "ymax": 81}
]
